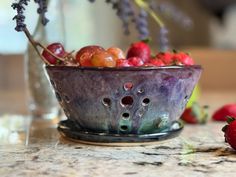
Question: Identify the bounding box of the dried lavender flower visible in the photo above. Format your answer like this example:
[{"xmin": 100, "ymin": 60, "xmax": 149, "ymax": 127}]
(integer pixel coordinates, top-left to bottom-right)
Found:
[
  {"xmin": 34, "ymin": 0, "xmax": 49, "ymax": 25},
  {"xmin": 12, "ymin": 0, "xmax": 49, "ymax": 31},
  {"xmin": 159, "ymin": 27, "xmax": 169, "ymax": 51},
  {"xmin": 12, "ymin": 0, "xmax": 30, "ymax": 32},
  {"xmin": 12, "ymin": 0, "xmax": 172, "ymax": 50},
  {"xmin": 135, "ymin": 9, "xmax": 149, "ymax": 40},
  {"xmin": 150, "ymin": 0, "xmax": 193, "ymax": 29},
  {"xmin": 106, "ymin": 0, "xmax": 135, "ymax": 35}
]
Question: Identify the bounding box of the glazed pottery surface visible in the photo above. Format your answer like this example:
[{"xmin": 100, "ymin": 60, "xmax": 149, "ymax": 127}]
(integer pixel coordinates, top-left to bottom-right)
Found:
[{"xmin": 46, "ymin": 66, "xmax": 202, "ymax": 135}]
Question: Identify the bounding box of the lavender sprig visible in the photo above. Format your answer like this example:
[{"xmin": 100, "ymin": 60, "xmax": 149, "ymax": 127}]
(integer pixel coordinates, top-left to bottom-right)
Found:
[
  {"xmin": 150, "ymin": 0, "xmax": 193, "ymax": 29},
  {"xmin": 34, "ymin": 0, "xmax": 49, "ymax": 25},
  {"xmin": 159, "ymin": 27, "xmax": 169, "ymax": 51},
  {"xmin": 136, "ymin": 9, "xmax": 149, "ymax": 40},
  {"xmin": 118, "ymin": 0, "xmax": 135, "ymax": 35},
  {"xmin": 12, "ymin": 0, "xmax": 171, "ymax": 50},
  {"xmin": 12, "ymin": 0, "xmax": 30, "ymax": 32},
  {"xmin": 105, "ymin": 0, "xmax": 135, "ymax": 35},
  {"xmin": 134, "ymin": 0, "xmax": 169, "ymax": 49}
]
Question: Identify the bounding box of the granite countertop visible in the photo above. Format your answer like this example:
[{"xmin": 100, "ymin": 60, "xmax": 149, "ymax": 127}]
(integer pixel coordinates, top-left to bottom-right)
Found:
[{"xmin": 0, "ymin": 91, "xmax": 236, "ymax": 177}]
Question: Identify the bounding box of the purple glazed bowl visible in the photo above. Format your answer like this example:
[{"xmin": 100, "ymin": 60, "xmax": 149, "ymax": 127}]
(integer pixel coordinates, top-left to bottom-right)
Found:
[{"xmin": 46, "ymin": 66, "xmax": 202, "ymax": 136}]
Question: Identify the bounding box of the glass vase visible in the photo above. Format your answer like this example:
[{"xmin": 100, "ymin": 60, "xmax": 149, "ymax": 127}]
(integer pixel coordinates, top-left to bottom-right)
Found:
[{"xmin": 24, "ymin": 0, "xmax": 65, "ymax": 120}]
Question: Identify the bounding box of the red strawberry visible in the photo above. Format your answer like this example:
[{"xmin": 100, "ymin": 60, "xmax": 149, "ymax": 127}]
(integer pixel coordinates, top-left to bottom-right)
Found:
[
  {"xmin": 172, "ymin": 52, "xmax": 194, "ymax": 66},
  {"xmin": 116, "ymin": 59, "xmax": 133, "ymax": 67},
  {"xmin": 222, "ymin": 117, "xmax": 236, "ymax": 150},
  {"xmin": 212, "ymin": 104, "xmax": 236, "ymax": 121},
  {"xmin": 127, "ymin": 42, "xmax": 151, "ymax": 63},
  {"xmin": 156, "ymin": 52, "xmax": 173, "ymax": 65},
  {"xmin": 128, "ymin": 57, "xmax": 144, "ymax": 67},
  {"xmin": 181, "ymin": 102, "xmax": 209, "ymax": 124},
  {"xmin": 149, "ymin": 58, "xmax": 165, "ymax": 67}
]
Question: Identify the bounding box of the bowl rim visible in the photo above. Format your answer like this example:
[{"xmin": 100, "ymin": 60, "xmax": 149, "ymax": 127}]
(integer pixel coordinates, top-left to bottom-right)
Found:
[{"xmin": 46, "ymin": 65, "xmax": 202, "ymax": 71}]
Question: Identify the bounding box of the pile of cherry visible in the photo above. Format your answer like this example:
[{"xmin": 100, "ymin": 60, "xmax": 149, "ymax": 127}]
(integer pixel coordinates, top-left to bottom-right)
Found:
[{"xmin": 42, "ymin": 41, "xmax": 194, "ymax": 67}]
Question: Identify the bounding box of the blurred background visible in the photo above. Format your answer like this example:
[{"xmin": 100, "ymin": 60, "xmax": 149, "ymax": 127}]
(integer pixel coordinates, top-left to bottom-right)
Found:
[{"xmin": 0, "ymin": 0, "xmax": 236, "ymax": 115}]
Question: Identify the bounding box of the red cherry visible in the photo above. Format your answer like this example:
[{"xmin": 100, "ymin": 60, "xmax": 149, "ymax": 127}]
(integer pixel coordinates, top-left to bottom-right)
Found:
[
  {"xmin": 149, "ymin": 58, "xmax": 165, "ymax": 67},
  {"xmin": 127, "ymin": 42, "xmax": 151, "ymax": 63},
  {"xmin": 116, "ymin": 59, "xmax": 133, "ymax": 67},
  {"xmin": 76, "ymin": 46, "xmax": 105, "ymax": 67},
  {"xmin": 42, "ymin": 43, "xmax": 66, "ymax": 64},
  {"xmin": 128, "ymin": 57, "xmax": 144, "ymax": 67}
]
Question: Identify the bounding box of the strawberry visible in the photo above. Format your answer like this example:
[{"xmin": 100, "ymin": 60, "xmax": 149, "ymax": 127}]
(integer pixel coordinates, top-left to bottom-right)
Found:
[
  {"xmin": 127, "ymin": 41, "xmax": 151, "ymax": 63},
  {"xmin": 149, "ymin": 58, "xmax": 165, "ymax": 67},
  {"xmin": 156, "ymin": 52, "xmax": 173, "ymax": 65},
  {"xmin": 172, "ymin": 52, "xmax": 194, "ymax": 66},
  {"xmin": 222, "ymin": 117, "xmax": 236, "ymax": 150},
  {"xmin": 181, "ymin": 102, "xmax": 209, "ymax": 124},
  {"xmin": 128, "ymin": 57, "xmax": 144, "ymax": 67},
  {"xmin": 116, "ymin": 59, "xmax": 133, "ymax": 67},
  {"xmin": 212, "ymin": 104, "xmax": 236, "ymax": 121}
]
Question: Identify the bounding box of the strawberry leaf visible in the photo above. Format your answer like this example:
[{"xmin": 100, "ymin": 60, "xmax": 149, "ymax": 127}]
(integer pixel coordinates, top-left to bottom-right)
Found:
[
  {"xmin": 151, "ymin": 54, "xmax": 156, "ymax": 58},
  {"xmin": 226, "ymin": 116, "xmax": 236, "ymax": 124},
  {"xmin": 141, "ymin": 38, "xmax": 152, "ymax": 44},
  {"xmin": 173, "ymin": 49, "xmax": 178, "ymax": 53}
]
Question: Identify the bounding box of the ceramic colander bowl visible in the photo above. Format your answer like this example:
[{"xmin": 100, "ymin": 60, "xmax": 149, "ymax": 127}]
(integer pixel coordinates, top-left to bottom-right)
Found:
[{"xmin": 46, "ymin": 65, "xmax": 202, "ymax": 144}]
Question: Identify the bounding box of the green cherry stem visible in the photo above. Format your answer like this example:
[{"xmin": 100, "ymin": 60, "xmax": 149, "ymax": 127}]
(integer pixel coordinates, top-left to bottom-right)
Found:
[
  {"xmin": 23, "ymin": 28, "xmax": 51, "ymax": 65},
  {"xmin": 23, "ymin": 28, "xmax": 66, "ymax": 65}
]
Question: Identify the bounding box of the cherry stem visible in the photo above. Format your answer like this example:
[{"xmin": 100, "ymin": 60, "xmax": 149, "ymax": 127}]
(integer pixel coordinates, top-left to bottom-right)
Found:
[
  {"xmin": 68, "ymin": 50, "xmax": 75, "ymax": 55},
  {"xmin": 23, "ymin": 28, "xmax": 65, "ymax": 65},
  {"xmin": 64, "ymin": 50, "xmax": 75, "ymax": 58}
]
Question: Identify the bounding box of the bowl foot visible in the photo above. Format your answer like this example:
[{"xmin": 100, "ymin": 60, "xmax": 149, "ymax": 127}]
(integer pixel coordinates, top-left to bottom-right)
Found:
[{"xmin": 58, "ymin": 120, "xmax": 184, "ymax": 146}]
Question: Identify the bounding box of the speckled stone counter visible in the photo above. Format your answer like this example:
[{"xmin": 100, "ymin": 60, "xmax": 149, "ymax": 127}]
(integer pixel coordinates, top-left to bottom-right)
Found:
[
  {"xmin": 1, "ymin": 91, "xmax": 236, "ymax": 177},
  {"xmin": 0, "ymin": 118, "xmax": 236, "ymax": 177}
]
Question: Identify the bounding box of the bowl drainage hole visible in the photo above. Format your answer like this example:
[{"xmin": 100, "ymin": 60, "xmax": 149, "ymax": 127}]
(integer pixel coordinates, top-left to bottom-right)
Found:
[
  {"xmin": 102, "ymin": 98, "xmax": 112, "ymax": 107},
  {"xmin": 142, "ymin": 98, "xmax": 150, "ymax": 106},
  {"xmin": 120, "ymin": 125, "xmax": 129, "ymax": 132},
  {"xmin": 121, "ymin": 96, "xmax": 134, "ymax": 106},
  {"xmin": 137, "ymin": 89, "xmax": 144, "ymax": 94},
  {"xmin": 122, "ymin": 112, "xmax": 130, "ymax": 119},
  {"xmin": 124, "ymin": 82, "xmax": 133, "ymax": 91}
]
